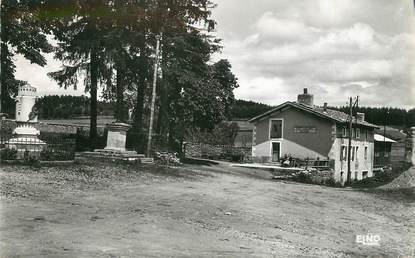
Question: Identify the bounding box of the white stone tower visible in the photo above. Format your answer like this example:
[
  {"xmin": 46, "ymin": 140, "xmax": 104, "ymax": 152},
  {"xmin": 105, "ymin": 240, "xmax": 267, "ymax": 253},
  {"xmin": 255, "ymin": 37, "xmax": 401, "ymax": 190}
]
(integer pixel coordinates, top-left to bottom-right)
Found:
[
  {"xmin": 7, "ymin": 84, "xmax": 45, "ymax": 157},
  {"xmin": 15, "ymin": 84, "xmax": 38, "ymax": 122}
]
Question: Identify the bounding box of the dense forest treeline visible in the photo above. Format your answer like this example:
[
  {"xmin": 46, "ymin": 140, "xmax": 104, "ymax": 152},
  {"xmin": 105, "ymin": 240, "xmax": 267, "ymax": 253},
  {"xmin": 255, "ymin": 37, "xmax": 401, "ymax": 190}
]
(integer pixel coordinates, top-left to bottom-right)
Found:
[
  {"xmin": 231, "ymin": 99, "xmax": 415, "ymax": 128},
  {"xmin": 37, "ymin": 96, "xmax": 415, "ymax": 128},
  {"xmin": 37, "ymin": 95, "xmax": 113, "ymax": 119},
  {"xmin": 230, "ymin": 100, "xmax": 272, "ymax": 120},
  {"xmin": 331, "ymin": 106, "xmax": 415, "ymax": 128}
]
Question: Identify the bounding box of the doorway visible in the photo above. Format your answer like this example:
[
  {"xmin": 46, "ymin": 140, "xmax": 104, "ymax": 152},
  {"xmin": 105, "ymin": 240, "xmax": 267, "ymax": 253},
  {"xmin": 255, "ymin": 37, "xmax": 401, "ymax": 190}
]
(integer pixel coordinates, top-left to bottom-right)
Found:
[{"xmin": 272, "ymin": 142, "xmax": 281, "ymax": 162}]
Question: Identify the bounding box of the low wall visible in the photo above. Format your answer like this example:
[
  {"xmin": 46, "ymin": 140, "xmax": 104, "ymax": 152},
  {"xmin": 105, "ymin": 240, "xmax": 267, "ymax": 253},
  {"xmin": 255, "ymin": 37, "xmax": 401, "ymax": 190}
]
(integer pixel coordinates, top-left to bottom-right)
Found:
[
  {"xmin": 1, "ymin": 119, "xmax": 106, "ymax": 135},
  {"xmin": 184, "ymin": 142, "xmax": 252, "ymax": 162}
]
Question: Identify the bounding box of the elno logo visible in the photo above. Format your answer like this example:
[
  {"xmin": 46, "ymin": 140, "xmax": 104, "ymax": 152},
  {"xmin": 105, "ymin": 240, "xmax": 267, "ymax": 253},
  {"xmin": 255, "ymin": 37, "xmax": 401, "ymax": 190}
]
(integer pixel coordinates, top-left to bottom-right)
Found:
[{"xmin": 356, "ymin": 234, "xmax": 381, "ymax": 246}]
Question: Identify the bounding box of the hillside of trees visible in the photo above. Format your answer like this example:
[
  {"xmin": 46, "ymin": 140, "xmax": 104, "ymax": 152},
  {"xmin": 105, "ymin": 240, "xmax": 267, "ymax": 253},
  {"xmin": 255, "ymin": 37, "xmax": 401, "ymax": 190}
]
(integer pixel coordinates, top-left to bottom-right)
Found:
[
  {"xmin": 37, "ymin": 95, "xmax": 113, "ymax": 119},
  {"xmin": 231, "ymin": 99, "xmax": 415, "ymax": 128},
  {"xmin": 331, "ymin": 106, "xmax": 415, "ymax": 128},
  {"xmin": 230, "ymin": 100, "xmax": 272, "ymax": 120},
  {"xmin": 34, "ymin": 96, "xmax": 415, "ymax": 129}
]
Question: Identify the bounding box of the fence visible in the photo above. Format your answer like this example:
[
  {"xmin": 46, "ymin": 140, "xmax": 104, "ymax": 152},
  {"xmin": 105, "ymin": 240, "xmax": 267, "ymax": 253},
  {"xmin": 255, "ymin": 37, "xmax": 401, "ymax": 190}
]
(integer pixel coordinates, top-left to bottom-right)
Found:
[
  {"xmin": 0, "ymin": 119, "xmax": 76, "ymax": 162},
  {"xmin": 0, "ymin": 118, "xmax": 184, "ymax": 162},
  {"xmin": 126, "ymin": 131, "xmax": 177, "ymax": 155}
]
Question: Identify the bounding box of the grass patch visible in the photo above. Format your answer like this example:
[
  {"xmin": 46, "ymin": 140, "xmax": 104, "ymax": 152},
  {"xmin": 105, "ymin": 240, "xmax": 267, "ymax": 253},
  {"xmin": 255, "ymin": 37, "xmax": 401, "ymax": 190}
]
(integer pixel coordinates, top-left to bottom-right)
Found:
[
  {"xmin": 350, "ymin": 162, "xmax": 412, "ymax": 189},
  {"xmin": 363, "ymin": 187, "xmax": 415, "ymax": 203},
  {"xmin": 291, "ymin": 172, "xmax": 343, "ymax": 188},
  {"xmin": 182, "ymin": 157, "xmax": 219, "ymax": 166}
]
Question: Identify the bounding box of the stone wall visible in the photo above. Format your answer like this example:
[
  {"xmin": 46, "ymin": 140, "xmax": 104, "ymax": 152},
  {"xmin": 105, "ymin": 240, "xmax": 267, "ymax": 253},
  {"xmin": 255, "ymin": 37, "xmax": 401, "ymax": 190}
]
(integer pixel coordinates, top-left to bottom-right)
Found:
[{"xmin": 184, "ymin": 142, "xmax": 252, "ymax": 162}]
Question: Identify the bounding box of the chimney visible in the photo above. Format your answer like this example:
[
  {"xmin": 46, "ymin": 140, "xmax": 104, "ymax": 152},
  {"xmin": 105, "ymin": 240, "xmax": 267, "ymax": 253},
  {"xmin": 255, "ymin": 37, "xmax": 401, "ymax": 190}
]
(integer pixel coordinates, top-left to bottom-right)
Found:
[
  {"xmin": 297, "ymin": 88, "xmax": 314, "ymax": 107},
  {"xmin": 356, "ymin": 112, "xmax": 365, "ymax": 122},
  {"xmin": 323, "ymin": 102, "xmax": 328, "ymax": 111}
]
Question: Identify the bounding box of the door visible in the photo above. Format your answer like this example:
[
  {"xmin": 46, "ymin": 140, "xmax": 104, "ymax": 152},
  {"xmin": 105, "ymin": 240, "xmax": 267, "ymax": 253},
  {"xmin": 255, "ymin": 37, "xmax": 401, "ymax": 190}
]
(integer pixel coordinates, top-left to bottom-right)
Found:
[{"xmin": 272, "ymin": 142, "xmax": 281, "ymax": 162}]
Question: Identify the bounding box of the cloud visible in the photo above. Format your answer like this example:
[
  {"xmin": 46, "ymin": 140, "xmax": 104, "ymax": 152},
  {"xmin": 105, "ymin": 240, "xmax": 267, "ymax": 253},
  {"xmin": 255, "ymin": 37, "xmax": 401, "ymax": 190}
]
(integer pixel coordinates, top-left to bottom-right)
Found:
[
  {"xmin": 13, "ymin": 0, "xmax": 415, "ymax": 109},
  {"xmin": 212, "ymin": 0, "xmax": 414, "ymax": 108},
  {"xmin": 255, "ymin": 12, "xmax": 320, "ymax": 42},
  {"xmin": 14, "ymin": 53, "xmax": 86, "ymax": 97}
]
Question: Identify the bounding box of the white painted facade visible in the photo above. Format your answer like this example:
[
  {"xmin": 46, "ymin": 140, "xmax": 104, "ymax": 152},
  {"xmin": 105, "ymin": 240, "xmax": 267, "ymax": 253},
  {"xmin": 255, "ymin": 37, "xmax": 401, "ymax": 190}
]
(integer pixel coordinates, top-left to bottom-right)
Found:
[{"xmin": 329, "ymin": 138, "xmax": 374, "ymax": 183}]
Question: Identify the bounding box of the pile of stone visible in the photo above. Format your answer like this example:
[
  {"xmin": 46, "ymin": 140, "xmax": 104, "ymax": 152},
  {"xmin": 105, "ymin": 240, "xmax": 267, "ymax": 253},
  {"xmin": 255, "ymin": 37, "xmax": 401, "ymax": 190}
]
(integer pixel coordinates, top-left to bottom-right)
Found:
[
  {"xmin": 380, "ymin": 166, "xmax": 415, "ymax": 189},
  {"xmin": 155, "ymin": 151, "xmax": 181, "ymax": 165}
]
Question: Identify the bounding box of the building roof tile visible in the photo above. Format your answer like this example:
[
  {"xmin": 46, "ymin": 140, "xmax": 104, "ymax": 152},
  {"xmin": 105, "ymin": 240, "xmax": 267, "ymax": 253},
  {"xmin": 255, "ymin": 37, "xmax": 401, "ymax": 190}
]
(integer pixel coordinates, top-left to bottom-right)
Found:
[{"xmin": 249, "ymin": 101, "xmax": 379, "ymax": 128}]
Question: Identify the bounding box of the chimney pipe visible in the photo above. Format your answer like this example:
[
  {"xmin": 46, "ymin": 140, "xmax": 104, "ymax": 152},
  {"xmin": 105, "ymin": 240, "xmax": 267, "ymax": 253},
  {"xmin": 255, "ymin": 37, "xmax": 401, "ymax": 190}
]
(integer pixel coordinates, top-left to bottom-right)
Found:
[
  {"xmin": 356, "ymin": 112, "xmax": 365, "ymax": 122},
  {"xmin": 297, "ymin": 88, "xmax": 314, "ymax": 107}
]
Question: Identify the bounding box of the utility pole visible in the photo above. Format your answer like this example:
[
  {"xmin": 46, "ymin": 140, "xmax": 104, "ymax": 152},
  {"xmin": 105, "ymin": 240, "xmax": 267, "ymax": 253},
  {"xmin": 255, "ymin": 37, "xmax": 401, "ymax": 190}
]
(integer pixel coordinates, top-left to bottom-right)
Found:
[
  {"xmin": 347, "ymin": 97, "xmax": 353, "ymax": 184},
  {"xmin": 347, "ymin": 96, "xmax": 359, "ymax": 184},
  {"xmin": 0, "ymin": 0, "xmax": 2, "ymax": 116},
  {"xmin": 146, "ymin": 34, "xmax": 161, "ymax": 158},
  {"xmin": 383, "ymin": 109, "xmax": 388, "ymax": 167}
]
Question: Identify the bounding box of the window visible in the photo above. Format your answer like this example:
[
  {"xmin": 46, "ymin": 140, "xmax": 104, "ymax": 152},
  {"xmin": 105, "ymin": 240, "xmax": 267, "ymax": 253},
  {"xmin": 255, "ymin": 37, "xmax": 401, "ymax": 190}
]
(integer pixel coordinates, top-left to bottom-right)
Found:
[
  {"xmin": 364, "ymin": 147, "xmax": 368, "ymax": 160},
  {"xmin": 365, "ymin": 130, "xmax": 368, "ymax": 140},
  {"xmin": 355, "ymin": 147, "xmax": 359, "ymax": 160},
  {"xmin": 342, "ymin": 127, "xmax": 347, "ymax": 137},
  {"xmin": 356, "ymin": 128, "xmax": 360, "ymax": 139},
  {"xmin": 362, "ymin": 171, "xmax": 368, "ymax": 179},
  {"xmin": 270, "ymin": 120, "xmax": 283, "ymax": 139},
  {"xmin": 351, "ymin": 147, "xmax": 355, "ymax": 161},
  {"xmin": 341, "ymin": 146, "xmax": 347, "ymax": 161}
]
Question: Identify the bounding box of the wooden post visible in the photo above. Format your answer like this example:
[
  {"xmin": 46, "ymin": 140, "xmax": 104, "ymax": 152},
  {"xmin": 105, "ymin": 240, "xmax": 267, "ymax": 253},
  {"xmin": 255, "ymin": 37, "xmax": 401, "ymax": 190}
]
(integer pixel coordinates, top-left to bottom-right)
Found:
[
  {"xmin": 0, "ymin": 0, "xmax": 2, "ymax": 115},
  {"xmin": 347, "ymin": 97, "xmax": 353, "ymax": 183},
  {"xmin": 146, "ymin": 34, "xmax": 161, "ymax": 157}
]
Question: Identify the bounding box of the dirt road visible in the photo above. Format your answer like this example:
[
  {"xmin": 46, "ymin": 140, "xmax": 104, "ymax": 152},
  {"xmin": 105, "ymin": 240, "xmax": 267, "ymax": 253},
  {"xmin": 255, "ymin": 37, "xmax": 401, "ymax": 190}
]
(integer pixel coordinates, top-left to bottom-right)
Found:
[{"xmin": 0, "ymin": 162, "xmax": 414, "ymax": 257}]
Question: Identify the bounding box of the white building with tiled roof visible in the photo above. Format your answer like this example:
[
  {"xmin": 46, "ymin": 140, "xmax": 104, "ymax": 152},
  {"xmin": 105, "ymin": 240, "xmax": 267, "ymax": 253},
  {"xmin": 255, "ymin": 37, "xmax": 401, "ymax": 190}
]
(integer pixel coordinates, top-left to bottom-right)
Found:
[{"xmin": 249, "ymin": 88, "xmax": 379, "ymax": 183}]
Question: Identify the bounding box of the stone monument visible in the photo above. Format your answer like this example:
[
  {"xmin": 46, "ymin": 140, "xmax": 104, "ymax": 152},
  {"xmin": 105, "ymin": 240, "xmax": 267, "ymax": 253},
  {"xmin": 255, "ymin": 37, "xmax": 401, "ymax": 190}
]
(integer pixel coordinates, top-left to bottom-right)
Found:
[
  {"xmin": 75, "ymin": 121, "xmax": 145, "ymax": 163},
  {"xmin": 6, "ymin": 84, "xmax": 46, "ymax": 158},
  {"xmin": 104, "ymin": 122, "xmax": 131, "ymax": 152}
]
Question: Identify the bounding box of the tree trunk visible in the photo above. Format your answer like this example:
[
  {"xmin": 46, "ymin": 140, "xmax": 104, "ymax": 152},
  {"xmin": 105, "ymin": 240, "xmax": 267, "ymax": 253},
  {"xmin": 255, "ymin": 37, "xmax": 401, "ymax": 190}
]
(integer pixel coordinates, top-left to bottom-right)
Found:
[
  {"xmin": 89, "ymin": 47, "xmax": 98, "ymax": 146},
  {"xmin": 133, "ymin": 44, "xmax": 147, "ymax": 132},
  {"xmin": 156, "ymin": 78, "xmax": 169, "ymax": 140},
  {"xmin": 115, "ymin": 59, "xmax": 126, "ymax": 122}
]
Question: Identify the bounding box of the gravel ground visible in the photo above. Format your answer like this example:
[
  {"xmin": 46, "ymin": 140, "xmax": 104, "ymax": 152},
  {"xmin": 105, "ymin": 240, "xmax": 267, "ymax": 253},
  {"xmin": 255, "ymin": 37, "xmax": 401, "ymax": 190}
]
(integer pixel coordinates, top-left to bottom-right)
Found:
[
  {"xmin": 381, "ymin": 166, "xmax": 415, "ymax": 190},
  {"xmin": 0, "ymin": 162, "xmax": 414, "ymax": 257}
]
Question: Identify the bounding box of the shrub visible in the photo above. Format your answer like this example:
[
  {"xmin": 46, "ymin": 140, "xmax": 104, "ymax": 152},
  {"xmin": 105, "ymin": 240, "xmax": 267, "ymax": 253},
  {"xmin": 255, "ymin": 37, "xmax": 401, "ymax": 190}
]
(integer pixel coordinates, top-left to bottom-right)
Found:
[
  {"xmin": 323, "ymin": 177, "xmax": 343, "ymax": 188},
  {"xmin": 40, "ymin": 149, "xmax": 74, "ymax": 161},
  {"xmin": 23, "ymin": 150, "xmax": 41, "ymax": 167},
  {"xmin": 293, "ymin": 172, "xmax": 313, "ymax": 184},
  {"xmin": 0, "ymin": 148, "xmax": 17, "ymax": 160},
  {"xmin": 351, "ymin": 170, "xmax": 395, "ymax": 188},
  {"xmin": 220, "ymin": 147, "xmax": 245, "ymax": 162}
]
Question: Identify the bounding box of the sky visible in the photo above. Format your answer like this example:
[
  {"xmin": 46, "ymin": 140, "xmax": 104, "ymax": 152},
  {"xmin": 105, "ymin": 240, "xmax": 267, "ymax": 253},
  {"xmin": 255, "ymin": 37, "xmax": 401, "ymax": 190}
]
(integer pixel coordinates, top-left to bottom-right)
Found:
[{"xmin": 15, "ymin": 0, "xmax": 415, "ymax": 108}]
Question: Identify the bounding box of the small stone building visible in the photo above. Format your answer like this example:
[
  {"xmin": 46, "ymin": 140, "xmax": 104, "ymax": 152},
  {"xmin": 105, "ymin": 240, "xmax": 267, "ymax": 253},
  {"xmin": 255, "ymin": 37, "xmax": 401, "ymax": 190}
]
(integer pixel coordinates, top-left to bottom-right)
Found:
[
  {"xmin": 373, "ymin": 134, "xmax": 396, "ymax": 168},
  {"xmin": 232, "ymin": 120, "xmax": 254, "ymax": 148},
  {"xmin": 375, "ymin": 126, "xmax": 410, "ymax": 165}
]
